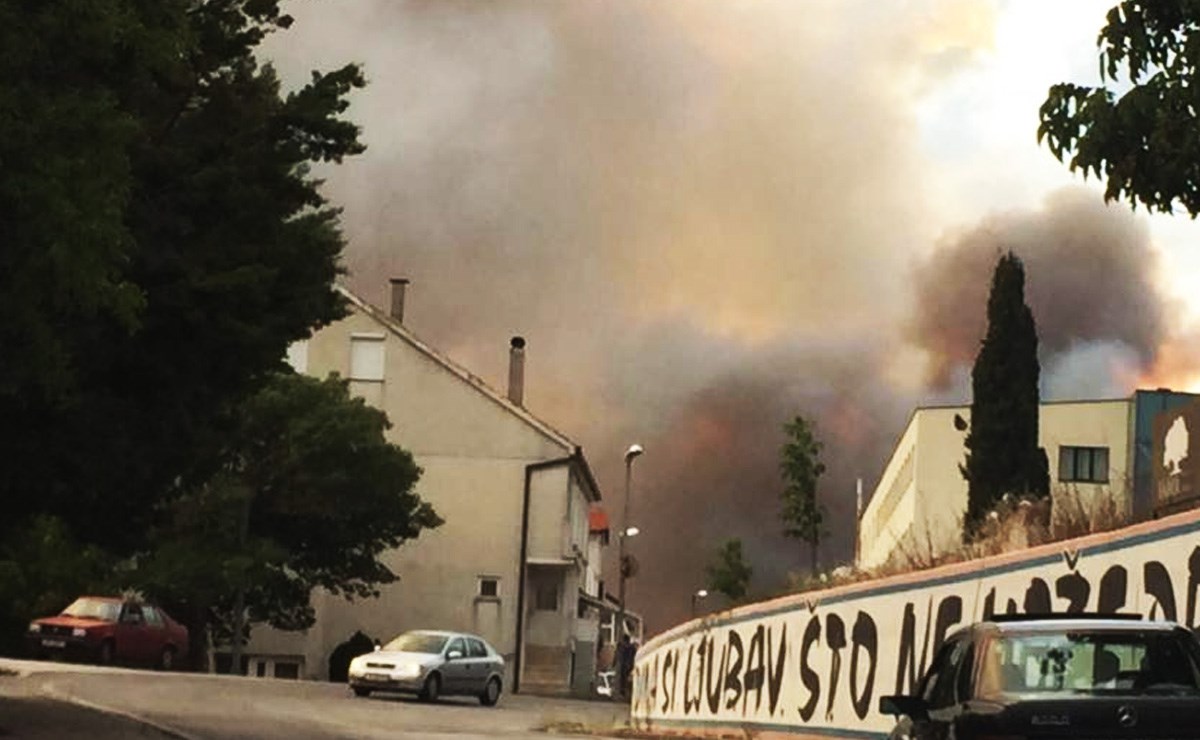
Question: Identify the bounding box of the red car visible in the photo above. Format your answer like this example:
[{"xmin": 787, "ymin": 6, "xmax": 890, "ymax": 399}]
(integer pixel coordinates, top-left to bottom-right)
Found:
[{"xmin": 27, "ymin": 596, "xmax": 189, "ymax": 670}]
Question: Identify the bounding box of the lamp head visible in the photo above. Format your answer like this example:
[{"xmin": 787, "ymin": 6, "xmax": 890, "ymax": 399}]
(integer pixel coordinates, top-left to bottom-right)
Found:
[{"xmin": 624, "ymin": 443, "xmax": 644, "ymax": 463}]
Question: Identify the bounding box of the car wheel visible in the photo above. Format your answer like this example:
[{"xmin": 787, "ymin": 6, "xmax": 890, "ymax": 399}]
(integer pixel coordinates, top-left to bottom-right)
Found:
[
  {"xmin": 352, "ymin": 687, "xmax": 371, "ymax": 698},
  {"xmin": 479, "ymin": 677, "xmax": 501, "ymax": 707},
  {"xmin": 98, "ymin": 640, "xmax": 115, "ymax": 666},
  {"xmin": 159, "ymin": 647, "xmax": 175, "ymax": 671},
  {"xmin": 419, "ymin": 673, "xmax": 441, "ymax": 703}
]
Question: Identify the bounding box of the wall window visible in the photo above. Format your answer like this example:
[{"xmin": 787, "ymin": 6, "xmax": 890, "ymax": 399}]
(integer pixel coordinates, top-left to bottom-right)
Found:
[
  {"xmin": 535, "ymin": 580, "xmax": 559, "ymax": 611},
  {"xmin": 1059, "ymin": 446, "xmax": 1110, "ymax": 483},
  {"xmin": 478, "ymin": 576, "xmax": 499, "ymax": 599},
  {"xmin": 349, "ymin": 334, "xmax": 385, "ymax": 381}
]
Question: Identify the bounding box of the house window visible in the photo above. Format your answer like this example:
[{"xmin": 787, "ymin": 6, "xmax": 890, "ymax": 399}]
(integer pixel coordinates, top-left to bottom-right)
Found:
[
  {"xmin": 349, "ymin": 334, "xmax": 385, "ymax": 381},
  {"xmin": 536, "ymin": 580, "xmax": 559, "ymax": 611},
  {"xmin": 1059, "ymin": 446, "xmax": 1110, "ymax": 483},
  {"xmin": 273, "ymin": 662, "xmax": 300, "ymax": 680},
  {"xmin": 478, "ymin": 576, "xmax": 499, "ymax": 599}
]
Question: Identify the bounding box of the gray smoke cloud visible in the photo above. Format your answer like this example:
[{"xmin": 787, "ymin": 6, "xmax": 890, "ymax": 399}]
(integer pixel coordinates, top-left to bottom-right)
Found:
[
  {"xmin": 264, "ymin": 2, "xmax": 1189, "ymax": 634},
  {"xmin": 910, "ymin": 188, "xmax": 1175, "ymax": 395}
]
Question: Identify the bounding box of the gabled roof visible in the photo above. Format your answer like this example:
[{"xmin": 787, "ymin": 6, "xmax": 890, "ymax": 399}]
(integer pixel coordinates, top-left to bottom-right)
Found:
[{"xmin": 336, "ymin": 285, "xmax": 578, "ymax": 452}]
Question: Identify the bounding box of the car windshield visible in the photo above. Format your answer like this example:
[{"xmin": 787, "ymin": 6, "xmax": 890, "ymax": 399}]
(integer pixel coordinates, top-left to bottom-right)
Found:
[
  {"xmin": 980, "ymin": 629, "xmax": 1200, "ymax": 697},
  {"xmin": 61, "ymin": 598, "xmax": 120, "ymax": 621},
  {"xmin": 383, "ymin": 632, "xmax": 449, "ymax": 654}
]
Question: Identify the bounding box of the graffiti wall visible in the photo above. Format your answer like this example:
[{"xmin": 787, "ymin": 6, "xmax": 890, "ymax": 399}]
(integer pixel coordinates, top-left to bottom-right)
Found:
[{"xmin": 631, "ymin": 508, "xmax": 1200, "ymax": 738}]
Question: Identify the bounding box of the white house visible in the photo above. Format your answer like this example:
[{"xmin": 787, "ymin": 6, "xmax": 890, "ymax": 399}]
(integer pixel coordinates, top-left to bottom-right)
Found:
[{"xmin": 240, "ymin": 279, "xmax": 612, "ymax": 695}]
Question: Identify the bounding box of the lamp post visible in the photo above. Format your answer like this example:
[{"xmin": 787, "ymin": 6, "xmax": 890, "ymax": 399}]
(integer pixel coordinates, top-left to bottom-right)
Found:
[
  {"xmin": 691, "ymin": 589, "xmax": 709, "ymax": 617},
  {"xmin": 615, "ymin": 443, "xmax": 643, "ymax": 698}
]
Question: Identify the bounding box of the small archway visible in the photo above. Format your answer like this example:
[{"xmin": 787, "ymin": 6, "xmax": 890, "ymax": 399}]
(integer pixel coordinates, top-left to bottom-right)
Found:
[{"xmin": 328, "ymin": 630, "xmax": 376, "ymax": 682}]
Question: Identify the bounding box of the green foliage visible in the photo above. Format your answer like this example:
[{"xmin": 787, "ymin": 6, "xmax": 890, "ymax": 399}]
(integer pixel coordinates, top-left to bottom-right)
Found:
[
  {"xmin": 780, "ymin": 415, "xmax": 827, "ymax": 572},
  {"xmin": 1039, "ymin": 1, "xmax": 1200, "ymax": 216},
  {"xmin": 962, "ymin": 253, "xmax": 1049, "ymax": 541},
  {"xmin": 0, "ymin": 0, "xmax": 363, "ymax": 560},
  {"xmin": 136, "ymin": 373, "xmax": 439, "ymax": 650},
  {"xmin": 0, "ymin": 517, "xmax": 116, "ymax": 656},
  {"xmin": 706, "ymin": 539, "xmax": 753, "ymax": 603}
]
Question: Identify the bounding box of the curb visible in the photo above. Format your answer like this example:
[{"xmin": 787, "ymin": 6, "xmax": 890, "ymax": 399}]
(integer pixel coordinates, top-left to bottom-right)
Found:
[{"xmin": 41, "ymin": 684, "xmax": 202, "ymax": 740}]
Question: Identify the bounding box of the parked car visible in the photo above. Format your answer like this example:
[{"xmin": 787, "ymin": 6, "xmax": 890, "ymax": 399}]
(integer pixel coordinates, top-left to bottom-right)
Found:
[
  {"xmin": 880, "ymin": 614, "xmax": 1200, "ymax": 739},
  {"xmin": 27, "ymin": 596, "xmax": 189, "ymax": 670},
  {"xmin": 347, "ymin": 629, "xmax": 505, "ymax": 706}
]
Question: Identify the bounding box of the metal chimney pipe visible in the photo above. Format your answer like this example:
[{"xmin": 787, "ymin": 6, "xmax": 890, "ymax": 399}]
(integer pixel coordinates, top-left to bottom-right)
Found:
[
  {"xmin": 388, "ymin": 278, "xmax": 410, "ymax": 323},
  {"xmin": 508, "ymin": 336, "xmax": 526, "ymax": 406}
]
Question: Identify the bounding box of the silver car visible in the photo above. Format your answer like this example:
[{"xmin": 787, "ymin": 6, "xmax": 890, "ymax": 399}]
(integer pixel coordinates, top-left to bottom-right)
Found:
[{"xmin": 348, "ymin": 630, "xmax": 505, "ymax": 706}]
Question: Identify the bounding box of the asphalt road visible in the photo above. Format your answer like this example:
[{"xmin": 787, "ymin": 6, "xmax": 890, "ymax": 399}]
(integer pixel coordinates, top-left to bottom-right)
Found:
[{"xmin": 0, "ymin": 659, "xmax": 630, "ymax": 739}]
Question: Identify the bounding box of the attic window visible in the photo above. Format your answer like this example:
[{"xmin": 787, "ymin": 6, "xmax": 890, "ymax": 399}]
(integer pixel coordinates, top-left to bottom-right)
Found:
[{"xmin": 349, "ymin": 334, "xmax": 385, "ymax": 382}]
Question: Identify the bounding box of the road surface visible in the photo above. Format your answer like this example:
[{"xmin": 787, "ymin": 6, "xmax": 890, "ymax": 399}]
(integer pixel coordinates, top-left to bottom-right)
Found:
[{"xmin": 0, "ymin": 659, "xmax": 630, "ymax": 739}]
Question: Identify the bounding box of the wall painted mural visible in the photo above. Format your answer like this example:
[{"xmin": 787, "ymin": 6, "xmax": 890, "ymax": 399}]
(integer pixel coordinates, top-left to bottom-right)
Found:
[{"xmin": 631, "ymin": 508, "xmax": 1200, "ymax": 738}]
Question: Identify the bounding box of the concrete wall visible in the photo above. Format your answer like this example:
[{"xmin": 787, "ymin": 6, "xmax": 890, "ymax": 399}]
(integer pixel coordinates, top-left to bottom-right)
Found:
[
  {"xmin": 632, "ymin": 507, "xmax": 1200, "ymax": 738},
  {"xmin": 858, "ymin": 413, "xmax": 918, "ymax": 569}
]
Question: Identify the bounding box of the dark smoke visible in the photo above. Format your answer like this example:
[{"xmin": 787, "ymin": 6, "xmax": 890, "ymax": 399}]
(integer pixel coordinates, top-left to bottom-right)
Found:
[
  {"xmin": 262, "ymin": 3, "xmax": 1193, "ymax": 635},
  {"xmin": 911, "ymin": 188, "xmax": 1175, "ymax": 395}
]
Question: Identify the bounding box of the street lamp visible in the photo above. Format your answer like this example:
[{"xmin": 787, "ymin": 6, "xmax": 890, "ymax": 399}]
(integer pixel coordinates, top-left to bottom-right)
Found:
[
  {"xmin": 691, "ymin": 589, "xmax": 709, "ymax": 617},
  {"xmin": 615, "ymin": 443, "xmax": 643, "ymax": 698}
]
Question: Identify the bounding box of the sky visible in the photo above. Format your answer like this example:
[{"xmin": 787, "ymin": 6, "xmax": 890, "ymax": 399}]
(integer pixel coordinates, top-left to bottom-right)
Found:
[{"xmin": 264, "ymin": 0, "xmax": 1200, "ymax": 634}]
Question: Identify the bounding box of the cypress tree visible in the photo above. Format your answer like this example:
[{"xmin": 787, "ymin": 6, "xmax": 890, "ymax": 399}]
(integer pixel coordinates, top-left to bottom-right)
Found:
[{"xmin": 962, "ymin": 252, "xmax": 1049, "ymax": 540}]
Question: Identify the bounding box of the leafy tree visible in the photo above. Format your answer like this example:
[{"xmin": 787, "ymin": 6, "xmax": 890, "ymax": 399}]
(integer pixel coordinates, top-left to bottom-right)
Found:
[
  {"xmin": 136, "ymin": 373, "xmax": 441, "ymax": 668},
  {"xmin": 0, "ymin": 1, "xmax": 363, "ymax": 561},
  {"xmin": 0, "ymin": 517, "xmax": 117, "ymax": 657},
  {"xmin": 706, "ymin": 539, "xmax": 752, "ymax": 603},
  {"xmin": 962, "ymin": 252, "xmax": 1049, "ymax": 540},
  {"xmin": 780, "ymin": 415, "xmax": 827, "ymax": 573},
  {"xmin": 1039, "ymin": 2, "xmax": 1200, "ymax": 216}
]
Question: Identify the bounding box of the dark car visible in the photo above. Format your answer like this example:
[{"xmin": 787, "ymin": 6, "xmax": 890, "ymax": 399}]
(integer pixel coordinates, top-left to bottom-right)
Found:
[
  {"xmin": 347, "ymin": 630, "xmax": 505, "ymax": 706},
  {"xmin": 880, "ymin": 614, "xmax": 1200, "ymax": 739},
  {"xmin": 27, "ymin": 596, "xmax": 189, "ymax": 670}
]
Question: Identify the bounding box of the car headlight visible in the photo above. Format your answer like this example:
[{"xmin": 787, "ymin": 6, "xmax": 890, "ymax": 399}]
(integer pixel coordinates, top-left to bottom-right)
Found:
[
  {"xmin": 72, "ymin": 627, "xmax": 87, "ymax": 638},
  {"xmin": 395, "ymin": 663, "xmax": 422, "ymax": 679},
  {"xmin": 28, "ymin": 623, "xmax": 40, "ymax": 633}
]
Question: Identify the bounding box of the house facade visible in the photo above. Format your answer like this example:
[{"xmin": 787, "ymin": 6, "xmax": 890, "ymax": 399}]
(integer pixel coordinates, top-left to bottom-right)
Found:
[
  {"xmin": 241, "ymin": 280, "xmax": 610, "ymax": 695},
  {"xmin": 857, "ymin": 389, "xmax": 1199, "ymax": 569}
]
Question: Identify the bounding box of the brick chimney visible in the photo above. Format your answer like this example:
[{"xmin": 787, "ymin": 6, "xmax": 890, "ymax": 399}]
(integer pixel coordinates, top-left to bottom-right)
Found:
[
  {"xmin": 389, "ymin": 278, "xmax": 410, "ymax": 323},
  {"xmin": 508, "ymin": 336, "xmax": 526, "ymax": 406}
]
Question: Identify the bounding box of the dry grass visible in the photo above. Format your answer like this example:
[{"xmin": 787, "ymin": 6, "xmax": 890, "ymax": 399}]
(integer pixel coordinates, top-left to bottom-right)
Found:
[{"xmin": 779, "ymin": 485, "xmax": 1136, "ymax": 600}]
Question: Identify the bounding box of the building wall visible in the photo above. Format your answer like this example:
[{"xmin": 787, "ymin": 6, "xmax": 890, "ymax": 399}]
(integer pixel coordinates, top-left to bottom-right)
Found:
[
  {"xmin": 248, "ymin": 300, "xmax": 577, "ymax": 684},
  {"xmin": 1041, "ymin": 399, "xmax": 1132, "ymax": 518},
  {"xmin": 858, "ymin": 413, "xmax": 919, "ymax": 569},
  {"xmin": 860, "ymin": 399, "xmax": 1136, "ymax": 570}
]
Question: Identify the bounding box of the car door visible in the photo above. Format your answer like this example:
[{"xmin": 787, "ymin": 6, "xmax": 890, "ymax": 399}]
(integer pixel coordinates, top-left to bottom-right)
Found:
[
  {"xmin": 464, "ymin": 637, "xmax": 491, "ymax": 693},
  {"xmin": 141, "ymin": 606, "xmax": 166, "ymax": 659},
  {"xmin": 115, "ymin": 603, "xmax": 150, "ymax": 664},
  {"xmin": 442, "ymin": 637, "xmax": 470, "ymax": 693},
  {"xmin": 918, "ymin": 638, "xmax": 971, "ymax": 740}
]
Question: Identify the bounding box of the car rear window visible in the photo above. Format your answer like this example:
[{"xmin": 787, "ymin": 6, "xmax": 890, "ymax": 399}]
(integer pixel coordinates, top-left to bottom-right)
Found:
[{"xmin": 979, "ymin": 629, "xmax": 1200, "ymax": 697}]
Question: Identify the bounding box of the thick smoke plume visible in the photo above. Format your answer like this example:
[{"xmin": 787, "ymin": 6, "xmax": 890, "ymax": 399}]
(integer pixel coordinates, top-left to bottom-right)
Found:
[
  {"xmin": 911, "ymin": 188, "xmax": 1174, "ymax": 396},
  {"xmin": 265, "ymin": 2, "xmax": 1193, "ymax": 634}
]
